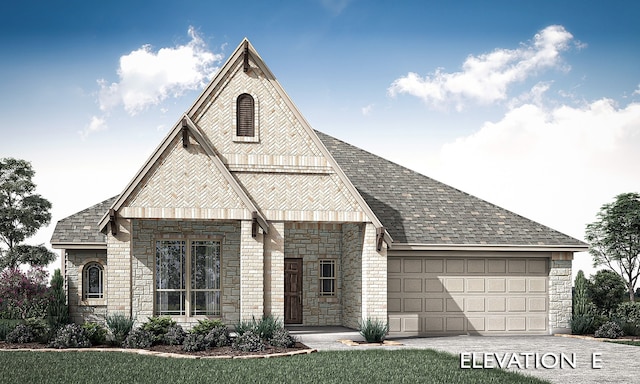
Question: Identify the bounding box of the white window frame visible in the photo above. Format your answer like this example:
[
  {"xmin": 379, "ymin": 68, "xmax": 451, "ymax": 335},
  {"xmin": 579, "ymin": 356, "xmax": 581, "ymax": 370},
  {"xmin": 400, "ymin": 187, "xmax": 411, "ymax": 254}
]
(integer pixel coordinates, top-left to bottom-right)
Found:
[{"xmin": 155, "ymin": 239, "xmax": 222, "ymax": 317}]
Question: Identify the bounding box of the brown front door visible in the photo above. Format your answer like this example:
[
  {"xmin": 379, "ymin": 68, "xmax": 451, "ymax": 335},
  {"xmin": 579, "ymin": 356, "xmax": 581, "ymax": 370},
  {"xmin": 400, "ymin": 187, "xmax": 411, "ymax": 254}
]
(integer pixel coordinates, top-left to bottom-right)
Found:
[{"xmin": 284, "ymin": 258, "xmax": 303, "ymax": 324}]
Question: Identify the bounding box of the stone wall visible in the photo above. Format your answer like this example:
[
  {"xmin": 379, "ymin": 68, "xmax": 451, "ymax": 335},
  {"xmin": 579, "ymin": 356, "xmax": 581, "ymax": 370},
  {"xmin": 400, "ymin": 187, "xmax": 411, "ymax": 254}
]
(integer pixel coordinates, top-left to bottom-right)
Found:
[
  {"xmin": 106, "ymin": 218, "xmax": 132, "ymax": 317},
  {"xmin": 341, "ymin": 223, "xmax": 363, "ymax": 329},
  {"xmin": 131, "ymin": 219, "xmax": 241, "ymax": 326},
  {"xmin": 361, "ymin": 223, "xmax": 388, "ymax": 322},
  {"xmin": 285, "ymin": 222, "xmax": 343, "ymax": 326},
  {"xmin": 549, "ymin": 258, "xmax": 573, "ymax": 334},
  {"xmin": 240, "ymin": 220, "xmax": 264, "ymax": 321},
  {"xmin": 66, "ymin": 249, "xmax": 108, "ymax": 324}
]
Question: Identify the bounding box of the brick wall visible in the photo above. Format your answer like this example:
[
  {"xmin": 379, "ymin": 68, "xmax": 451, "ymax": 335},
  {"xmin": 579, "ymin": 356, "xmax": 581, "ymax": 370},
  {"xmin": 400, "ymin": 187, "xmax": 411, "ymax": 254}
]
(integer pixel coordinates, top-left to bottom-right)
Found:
[
  {"xmin": 264, "ymin": 222, "xmax": 284, "ymax": 320},
  {"xmin": 240, "ymin": 220, "xmax": 264, "ymax": 320}
]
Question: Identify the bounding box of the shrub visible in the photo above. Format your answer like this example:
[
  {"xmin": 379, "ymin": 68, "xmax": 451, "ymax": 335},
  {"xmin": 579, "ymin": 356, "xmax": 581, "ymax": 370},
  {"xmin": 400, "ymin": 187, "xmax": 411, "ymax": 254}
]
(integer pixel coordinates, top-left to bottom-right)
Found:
[
  {"xmin": 204, "ymin": 326, "xmax": 230, "ymax": 348},
  {"xmin": 82, "ymin": 322, "xmax": 108, "ymax": 345},
  {"xmin": 571, "ymin": 314, "xmax": 599, "ymax": 335},
  {"xmin": 141, "ymin": 316, "xmax": 176, "ymax": 345},
  {"xmin": 123, "ymin": 328, "xmax": 154, "ymax": 349},
  {"xmin": 48, "ymin": 323, "xmax": 91, "ymax": 349},
  {"xmin": 232, "ymin": 330, "xmax": 265, "ymax": 352},
  {"xmin": 182, "ymin": 333, "xmax": 208, "ymax": 352},
  {"xmin": 164, "ymin": 325, "xmax": 186, "ymax": 346},
  {"xmin": 573, "ymin": 270, "xmax": 590, "ymax": 317},
  {"xmin": 587, "ymin": 270, "xmax": 626, "ymax": 315},
  {"xmin": 0, "ymin": 319, "xmax": 22, "ymax": 341},
  {"xmin": 6, "ymin": 324, "xmax": 35, "ymax": 343},
  {"xmin": 24, "ymin": 317, "xmax": 51, "ymax": 343},
  {"xmin": 0, "ymin": 267, "xmax": 50, "ymax": 320},
  {"xmin": 594, "ymin": 321, "xmax": 624, "ymax": 339},
  {"xmin": 106, "ymin": 313, "xmax": 134, "ymax": 346},
  {"xmin": 268, "ymin": 327, "xmax": 296, "ymax": 348},
  {"xmin": 47, "ymin": 269, "xmax": 69, "ymax": 327},
  {"xmin": 359, "ymin": 317, "xmax": 389, "ymax": 343},
  {"xmin": 190, "ymin": 318, "xmax": 225, "ymax": 335},
  {"xmin": 235, "ymin": 315, "xmax": 281, "ymax": 339}
]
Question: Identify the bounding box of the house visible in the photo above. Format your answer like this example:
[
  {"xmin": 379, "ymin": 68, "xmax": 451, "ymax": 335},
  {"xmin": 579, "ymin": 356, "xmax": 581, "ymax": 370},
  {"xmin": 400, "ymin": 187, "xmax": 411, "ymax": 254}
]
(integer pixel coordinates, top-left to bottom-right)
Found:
[{"xmin": 50, "ymin": 39, "xmax": 588, "ymax": 335}]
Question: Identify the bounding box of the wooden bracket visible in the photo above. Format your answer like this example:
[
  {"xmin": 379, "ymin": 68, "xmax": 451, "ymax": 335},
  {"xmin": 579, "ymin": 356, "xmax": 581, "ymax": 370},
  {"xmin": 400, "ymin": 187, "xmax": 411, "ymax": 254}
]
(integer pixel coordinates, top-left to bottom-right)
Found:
[
  {"xmin": 243, "ymin": 41, "xmax": 249, "ymax": 72},
  {"xmin": 376, "ymin": 227, "xmax": 385, "ymax": 252},
  {"xmin": 109, "ymin": 209, "xmax": 118, "ymax": 236},
  {"xmin": 251, "ymin": 211, "xmax": 258, "ymax": 238},
  {"xmin": 182, "ymin": 119, "xmax": 189, "ymax": 148}
]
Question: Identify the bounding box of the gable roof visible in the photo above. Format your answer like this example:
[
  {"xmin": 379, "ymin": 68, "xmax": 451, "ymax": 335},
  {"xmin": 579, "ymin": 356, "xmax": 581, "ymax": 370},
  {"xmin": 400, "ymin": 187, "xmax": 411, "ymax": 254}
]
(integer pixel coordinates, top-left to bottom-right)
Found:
[
  {"xmin": 316, "ymin": 131, "xmax": 587, "ymax": 250},
  {"xmin": 50, "ymin": 196, "xmax": 117, "ymax": 248}
]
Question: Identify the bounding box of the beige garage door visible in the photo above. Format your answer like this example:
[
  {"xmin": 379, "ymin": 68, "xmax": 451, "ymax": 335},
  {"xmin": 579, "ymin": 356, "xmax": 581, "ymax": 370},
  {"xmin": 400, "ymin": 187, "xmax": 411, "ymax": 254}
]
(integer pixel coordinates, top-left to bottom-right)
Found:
[{"xmin": 388, "ymin": 257, "xmax": 549, "ymax": 335}]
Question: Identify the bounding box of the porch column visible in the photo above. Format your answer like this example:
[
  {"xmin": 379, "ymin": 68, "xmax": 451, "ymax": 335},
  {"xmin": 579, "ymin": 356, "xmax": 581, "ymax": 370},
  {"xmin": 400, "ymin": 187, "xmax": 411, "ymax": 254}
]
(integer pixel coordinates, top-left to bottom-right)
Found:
[
  {"xmin": 264, "ymin": 222, "xmax": 284, "ymax": 320},
  {"xmin": 240, "ymin": 219, "xmax": 264, "ymax": 320},
  {"xmin": 361, "ymin": 223, "xmax": 387, "ymax": 322},
  {"xmin": 106, "ymin": 218, "xmax": 132, "ymax": 318}
]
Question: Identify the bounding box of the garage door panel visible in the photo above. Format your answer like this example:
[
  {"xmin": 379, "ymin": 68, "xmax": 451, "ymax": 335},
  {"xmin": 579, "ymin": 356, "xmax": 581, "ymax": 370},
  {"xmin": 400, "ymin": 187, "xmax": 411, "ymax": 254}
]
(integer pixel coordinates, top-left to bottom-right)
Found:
[{"xmin": 388, "ymin": 256, "xmax": 549, "ymax": 335}]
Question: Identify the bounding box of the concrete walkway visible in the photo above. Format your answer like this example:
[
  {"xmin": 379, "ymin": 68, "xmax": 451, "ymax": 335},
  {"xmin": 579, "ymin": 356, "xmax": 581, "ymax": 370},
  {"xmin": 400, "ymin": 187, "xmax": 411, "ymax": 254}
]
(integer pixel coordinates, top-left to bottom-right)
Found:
[{"xmin": 288, "ymin": 327, "xmax": 637, "ymax": 384}]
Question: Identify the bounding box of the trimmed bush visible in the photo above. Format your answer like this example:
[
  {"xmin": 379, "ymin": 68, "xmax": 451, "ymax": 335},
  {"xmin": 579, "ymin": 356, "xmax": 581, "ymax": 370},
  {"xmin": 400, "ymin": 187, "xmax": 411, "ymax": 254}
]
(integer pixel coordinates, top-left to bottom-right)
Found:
[
  {"xmin": 141, "ymin": 316, "xmax": 176, "ymax": 345},
  {"xmin": 82, "ymin": 322, "xmax": 108, "ymax": 345},
  {"xmin": 123, "ymin": 328, "xmax": 154, "ymax": 349},
  {"xmin": 6, "ymin": 323, "xmax": 35, "ymax": 343},
  {"xmin": 232, "ymin": 330, "xmax": 265, "ymax": 352},
  {"xmin": 359, "ymin": 318, "xmax": 388, "ymax": 343},
  {"xmin": 164, "ymin": 325, "xmax": 186, "ymax": 346},
  {"xmin": 48, "ymin": 323, "xmax": 91, "ymax": 349},
  {"xmin": 24, "ymin": 317, "xmax": 51, "ymax": 343},
  {"xmin": 204, "ymin": 326, "xmax": 230, "ymax": 348},
  {"xmin": 594, "ymin": 321, "xmax": 624, "ymax": 339},
  {"xmin": 182, "ymin": 333, "xmax": 207, "ymax": 352},
  {"xmin": 190, "ymin": 318, "xmax": 225, "ymax": 335},
  {"xmin": 269, "ymin": 327, "xmax": 296, "ymax": 348},
  {"xmin": 106, "ymin": 313, "xmax": 134, "ymax": 346}
]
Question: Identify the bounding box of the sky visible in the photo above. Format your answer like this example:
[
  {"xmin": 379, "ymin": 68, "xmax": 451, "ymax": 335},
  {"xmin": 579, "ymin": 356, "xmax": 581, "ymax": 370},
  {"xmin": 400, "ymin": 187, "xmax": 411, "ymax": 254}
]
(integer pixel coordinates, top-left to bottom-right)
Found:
[{"xmin": 1, "ymin": 0, "xmax": 639, "ymax": 282}]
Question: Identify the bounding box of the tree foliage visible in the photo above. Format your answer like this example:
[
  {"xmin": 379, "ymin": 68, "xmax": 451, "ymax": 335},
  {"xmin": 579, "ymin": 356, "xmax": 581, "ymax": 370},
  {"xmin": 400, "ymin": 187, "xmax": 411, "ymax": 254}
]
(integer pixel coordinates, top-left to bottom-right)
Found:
[
  {"xmin": 585, "ymin": 192, "xmax": 640, "ymax": 301},
  {"xmin": 587, "ymin": 270, "xmax": 627, "ymax": 315},
  {"xmin": 0, "ymin": 158, "xmax": 56, "ymax": 269},
  {"xmin": 573, "ymin": 270, "xmax": 590, "ymax": 317}
]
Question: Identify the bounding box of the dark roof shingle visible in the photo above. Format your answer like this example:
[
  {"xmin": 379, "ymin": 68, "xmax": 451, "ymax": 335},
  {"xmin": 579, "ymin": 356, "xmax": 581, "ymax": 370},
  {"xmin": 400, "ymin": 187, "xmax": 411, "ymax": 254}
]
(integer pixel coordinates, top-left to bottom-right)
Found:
[{"xmin": 50, "ymin": 196, "xmax": 117, "ymax": 245}]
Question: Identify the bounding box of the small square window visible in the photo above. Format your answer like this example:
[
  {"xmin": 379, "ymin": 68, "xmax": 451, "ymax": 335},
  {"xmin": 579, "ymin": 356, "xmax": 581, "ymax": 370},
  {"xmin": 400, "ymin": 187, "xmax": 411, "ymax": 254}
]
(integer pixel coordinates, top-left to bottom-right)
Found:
[{"xmin": 319, "ymin": 260, "xmax": 336, "ymax": 297}]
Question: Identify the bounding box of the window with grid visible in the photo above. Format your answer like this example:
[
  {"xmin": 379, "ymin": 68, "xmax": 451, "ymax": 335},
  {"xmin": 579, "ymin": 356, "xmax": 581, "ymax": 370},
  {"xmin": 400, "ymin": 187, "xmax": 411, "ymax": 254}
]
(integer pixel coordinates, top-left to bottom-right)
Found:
[
  {"xmin": 236, "ymin": 93, "xmax": 255, "ymax": 137},
  {"xmin": 319, "ymin": 260, "xmax": 336, "ymax": 297},
  {"xmin": 83, "ymin": 262, "xmax": 104, "ymax": 299},
  {"xmin": 155, "ymin": 240, "xmax": 221, "ymax": 316}
]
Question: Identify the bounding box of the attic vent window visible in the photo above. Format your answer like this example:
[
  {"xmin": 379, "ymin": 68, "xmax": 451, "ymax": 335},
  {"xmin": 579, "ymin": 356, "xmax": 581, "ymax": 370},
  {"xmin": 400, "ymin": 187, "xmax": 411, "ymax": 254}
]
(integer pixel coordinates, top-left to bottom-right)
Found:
[
  {"xmin": 233, "ymin": 93, "xmax": 259, "ymax": 142},
  {"xmin": 236, "ymin": 93, "xmax": 254, "ymax": 137}
]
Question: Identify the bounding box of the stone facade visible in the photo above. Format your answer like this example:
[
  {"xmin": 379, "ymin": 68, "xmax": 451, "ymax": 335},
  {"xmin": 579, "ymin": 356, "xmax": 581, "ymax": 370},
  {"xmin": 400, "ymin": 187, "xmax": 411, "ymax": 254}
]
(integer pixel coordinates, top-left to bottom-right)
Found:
[
  {"xmin": 240, "ymin": 220, "xmax": 264, "ymax": 321},
  {"xmin": 341, "ymin": 223, "xmax": 363, "ymax": 329},
  {"xmin": 66, "ymin": 249, "xmax": 107, "ymax": 324},
  {"xmin": 549, "ymin": 257, "xmax": 573, "ymax": 333},
  {"xmin": 106, "ymin": 219, "xmax": 132, "ymax": 316}
]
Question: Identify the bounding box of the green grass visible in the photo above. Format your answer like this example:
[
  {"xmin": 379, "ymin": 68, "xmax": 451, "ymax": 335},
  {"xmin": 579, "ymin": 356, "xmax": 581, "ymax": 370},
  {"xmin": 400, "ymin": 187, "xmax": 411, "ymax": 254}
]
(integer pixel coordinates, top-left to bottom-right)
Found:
[
  {"xmin": 606, "ymin": 340, "xmax": 640, "ymax": 346},
  {"xmin": 0, "ymin": 349, "xmax": 548, "ymax": 384}
]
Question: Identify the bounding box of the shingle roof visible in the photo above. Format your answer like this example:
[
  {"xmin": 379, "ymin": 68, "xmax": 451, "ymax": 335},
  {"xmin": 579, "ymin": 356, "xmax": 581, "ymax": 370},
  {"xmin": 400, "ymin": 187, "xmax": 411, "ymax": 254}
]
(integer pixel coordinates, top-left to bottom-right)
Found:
[
  {"xmin": 50, "ymin": 196, "xmax": 117, "ymax": 245},
  {"xmin": 317, "ymin": 130, "xmax": 586, "ymax": 247},
  {"xmin": 50, "ymin": 133, "xmax": 586, "ymax": 248}
]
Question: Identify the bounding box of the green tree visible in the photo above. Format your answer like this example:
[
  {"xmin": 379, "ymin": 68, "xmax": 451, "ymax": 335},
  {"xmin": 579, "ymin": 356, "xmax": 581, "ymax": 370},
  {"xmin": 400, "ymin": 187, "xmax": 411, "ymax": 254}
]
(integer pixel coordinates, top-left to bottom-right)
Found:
[
  {"xmin": 587, "ymin": 270, "xmax": 626, "ymax": 315},
  {"xmin": 0, "ymin": 158, "xmax": 56, "ymax": 269},
  {"xmin": 48, "ymin": 269, "xmax": 69, "ymax": 327},
  {"xmin": 585, "ymin": 192, "xmax": 640, "ymax": 302}
]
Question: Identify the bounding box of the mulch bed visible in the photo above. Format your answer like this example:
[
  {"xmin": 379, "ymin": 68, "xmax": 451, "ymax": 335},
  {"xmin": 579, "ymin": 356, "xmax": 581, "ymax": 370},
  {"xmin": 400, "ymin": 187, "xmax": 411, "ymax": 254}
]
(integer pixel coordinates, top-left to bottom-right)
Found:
[{"xmin": 0, "ymin": 341, "xmax": 312, "ymax": 357}]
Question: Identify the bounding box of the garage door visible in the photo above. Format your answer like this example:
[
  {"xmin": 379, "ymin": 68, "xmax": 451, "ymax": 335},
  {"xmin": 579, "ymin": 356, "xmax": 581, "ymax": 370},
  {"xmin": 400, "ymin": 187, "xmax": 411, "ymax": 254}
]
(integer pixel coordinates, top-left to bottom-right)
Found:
[{"xmin": 388, "ymin": 257, "xmax": 549, "ymax": 335}]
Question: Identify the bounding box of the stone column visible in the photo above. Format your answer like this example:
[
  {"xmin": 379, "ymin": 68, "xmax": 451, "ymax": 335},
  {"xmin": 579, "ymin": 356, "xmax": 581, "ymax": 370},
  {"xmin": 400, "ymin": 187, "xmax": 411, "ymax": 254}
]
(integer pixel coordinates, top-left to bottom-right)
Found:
[
  {"xmin": 240, "ymin": 220, "xmax": 264, "ymax": 320},
  {"xmin": 361, "ymin": 223, "xmax": 388, "ymax": 322},
  {"xmin": 549, "ymin": 252, "xmax": 573, "ymax": 334},
  {"xmin": 264, "ymin": 222, "xmax": 284, "ymax": 320},
  {"xmin": 106, "ymin": 218, "xmax": 132, "ymax": 318}
]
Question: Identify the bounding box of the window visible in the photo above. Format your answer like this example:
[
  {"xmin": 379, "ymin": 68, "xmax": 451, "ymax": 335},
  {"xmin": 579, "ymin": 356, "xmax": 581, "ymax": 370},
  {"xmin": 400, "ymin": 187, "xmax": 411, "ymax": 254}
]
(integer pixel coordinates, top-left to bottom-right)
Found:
[
  {"xmin": 83, "ymin": 262, "xmax": 104, "ymax": 299},
  {"xmin": 319, "ymin": 260, "xmax": 336, "ymax": 297},
  {"xmin": 155, "ymin": 240, "xmax": 221, "ymax": 316},
  {"xmin": 236, "ymin": 93, "xmax": 255, "ymax": 137}
]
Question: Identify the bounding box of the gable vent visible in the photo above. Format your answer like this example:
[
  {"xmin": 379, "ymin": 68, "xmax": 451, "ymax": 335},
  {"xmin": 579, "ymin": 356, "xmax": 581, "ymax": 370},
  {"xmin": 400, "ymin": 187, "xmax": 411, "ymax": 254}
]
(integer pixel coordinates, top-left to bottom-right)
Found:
[{"xmin": 236, "ymin": 93, "xmax": 255, "ymax": 137}]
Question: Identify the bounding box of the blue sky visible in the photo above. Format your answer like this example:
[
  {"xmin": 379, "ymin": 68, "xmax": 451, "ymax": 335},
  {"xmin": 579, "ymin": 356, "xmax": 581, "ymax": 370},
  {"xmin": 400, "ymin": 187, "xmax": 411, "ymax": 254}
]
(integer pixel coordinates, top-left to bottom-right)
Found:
[{"xmin": 1, "ymin": 0, "xmax": 639, "ymax": 279}]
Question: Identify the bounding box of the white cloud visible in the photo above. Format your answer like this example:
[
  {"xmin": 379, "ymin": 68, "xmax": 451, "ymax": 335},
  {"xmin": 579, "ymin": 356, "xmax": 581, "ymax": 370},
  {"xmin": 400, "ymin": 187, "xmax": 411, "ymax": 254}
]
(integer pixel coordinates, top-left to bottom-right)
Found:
[
  {"xmin": 388, "ymin": 25, "xmax": 574, "ymax": 110},
  {"xmin": 634, "ymin": 84, "xmax": 640, "ymax": 96},
  {"xmin": 79, "ymin": 115, "xmax": 108, "ymax": 139},
  {"xmin": 98, "ymin": 27, "xmax": 223, "ymax": 116},
  {"xmin": 320, "ymin": 0, "xmax": 351, "ymax": 15},
  {"xmin": 361, "ymin": 104, "xmax": 374, "ymax": 116}
]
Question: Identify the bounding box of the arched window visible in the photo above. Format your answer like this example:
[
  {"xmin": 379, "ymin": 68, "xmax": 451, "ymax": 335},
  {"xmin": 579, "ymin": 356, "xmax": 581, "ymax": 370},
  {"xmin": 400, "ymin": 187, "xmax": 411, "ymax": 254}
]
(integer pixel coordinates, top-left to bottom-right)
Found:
[
  {"xmin": 236, "ymin": 93, "xmax": 255, "ymax": 137},
  {"xmin": 83, "ymin": 262, "xmax": 104, "ymax": 299}
]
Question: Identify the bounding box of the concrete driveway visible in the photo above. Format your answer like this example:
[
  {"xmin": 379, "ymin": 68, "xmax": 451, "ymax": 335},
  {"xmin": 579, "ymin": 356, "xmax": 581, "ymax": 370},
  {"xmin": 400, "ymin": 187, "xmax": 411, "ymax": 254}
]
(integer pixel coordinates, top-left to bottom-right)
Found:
[{"xmin": 289, "ymin": 327, "xmax": 637, "ymax": 384}]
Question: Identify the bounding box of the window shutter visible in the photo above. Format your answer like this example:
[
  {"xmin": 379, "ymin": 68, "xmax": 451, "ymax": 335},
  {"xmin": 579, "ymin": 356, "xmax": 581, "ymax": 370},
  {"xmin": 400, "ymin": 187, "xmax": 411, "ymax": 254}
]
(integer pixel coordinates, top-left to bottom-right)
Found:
[{"xmin": 236, "ymin": 94, "xmax": 255, "ymax": 137}]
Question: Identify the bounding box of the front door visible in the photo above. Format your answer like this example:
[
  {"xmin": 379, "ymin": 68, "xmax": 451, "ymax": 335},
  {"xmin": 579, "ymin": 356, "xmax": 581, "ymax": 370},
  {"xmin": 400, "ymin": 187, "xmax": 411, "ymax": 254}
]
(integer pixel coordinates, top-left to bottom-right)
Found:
[{"xmin": 284, "ymin": 258, "xmax": 303, "ymax": 324}]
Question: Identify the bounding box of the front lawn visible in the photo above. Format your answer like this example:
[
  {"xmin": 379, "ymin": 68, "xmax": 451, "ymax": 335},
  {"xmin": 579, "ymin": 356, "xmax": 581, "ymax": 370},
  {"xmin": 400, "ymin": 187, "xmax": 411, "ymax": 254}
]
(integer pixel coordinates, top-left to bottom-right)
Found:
[{"xmin": 0, "ymin": 349, "xmax": 548, "ymax": 384}]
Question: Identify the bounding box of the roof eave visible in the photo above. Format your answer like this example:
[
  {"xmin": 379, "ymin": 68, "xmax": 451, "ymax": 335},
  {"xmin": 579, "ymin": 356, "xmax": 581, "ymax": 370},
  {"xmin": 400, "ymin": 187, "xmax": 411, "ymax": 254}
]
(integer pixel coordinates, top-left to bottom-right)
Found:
[
  {"xmin": 388, "ymin": 243, "xmax": 589, "ymax": 253},
  {"xmin": 50, "ymin": 242, "xmax": 107, "ymax": 250}
]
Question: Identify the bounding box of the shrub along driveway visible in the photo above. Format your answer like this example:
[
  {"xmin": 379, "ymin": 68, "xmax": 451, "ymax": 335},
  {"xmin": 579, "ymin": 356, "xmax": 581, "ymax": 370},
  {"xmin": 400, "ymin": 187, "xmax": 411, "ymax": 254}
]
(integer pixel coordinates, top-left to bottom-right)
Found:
[{"xmin": 294, "ymin": 328, "xmax": 637, "ymax": 384}]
